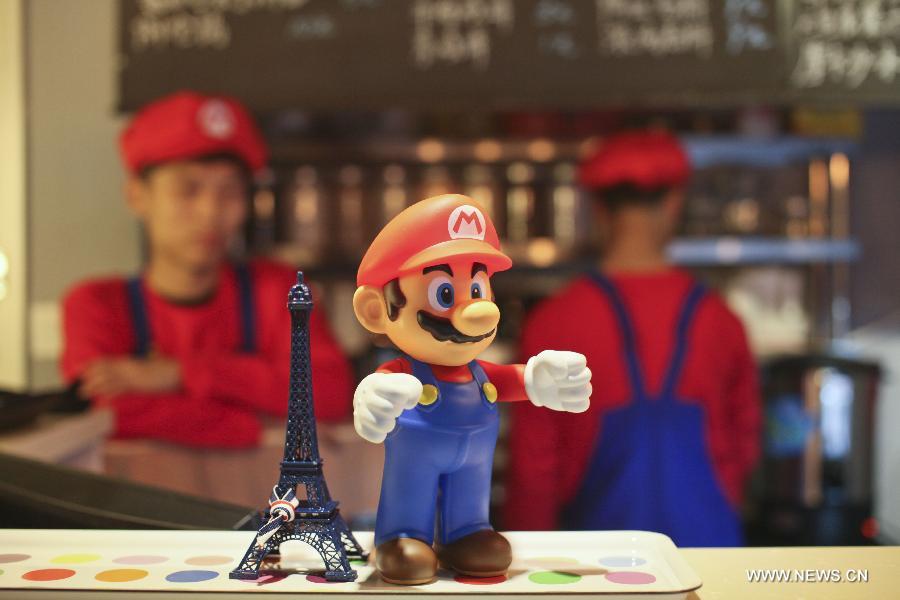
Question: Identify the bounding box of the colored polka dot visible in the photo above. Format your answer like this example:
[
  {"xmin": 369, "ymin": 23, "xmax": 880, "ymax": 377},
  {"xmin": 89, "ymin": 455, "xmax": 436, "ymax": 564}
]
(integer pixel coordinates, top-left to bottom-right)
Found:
[
  {"xmin": 22, "ymin": 568, "xmax": 76, "ymax": 581},
  {"xmin": 306, "ymin": 574, "xmax": 344, "ymax": 584},
  {"xmin": 166, "ymin": 569, "xmax": 219, "ymax": 583},
  {"xmin": 528, "ymin": 571, "xmax": 582, "ymax": 585},
  {"xmin": 349, "ymin": 558, "xmax": 368, "ymax": 566},
  {"xmin": 238, "ymin": 573, "xmax": 286, "ymax": 585},
  {"xmin": 598, "ymin": 555, "xmax": 647, "ymax": 567},
  {"xmin": 114, "ymin": 555, "xmax": 168, "ymax": 565},
  {"xmin": 455, "ymin": 574, "xmax": 507, "ymax": 585},
  {"xmin": 0, "ymin": 554, "xmax": 29, "ymax": 564},
  {"xmin": 605, "ymin": 571, "xmax": 657, "ymax": 585},
  {"xmin": 95, "ymin": 569, "xmax": 149, "ymax": 583},
  {"xmin": 51, "ymin": 553, "xmax": 101, "ymax": 564},
  {"xmin": 185, "ymin": 555, "xmax": 232, "ymax": 566},
  {"xmin": 0, "ymin": 569, "xmax": 4, "ymax": 576}
]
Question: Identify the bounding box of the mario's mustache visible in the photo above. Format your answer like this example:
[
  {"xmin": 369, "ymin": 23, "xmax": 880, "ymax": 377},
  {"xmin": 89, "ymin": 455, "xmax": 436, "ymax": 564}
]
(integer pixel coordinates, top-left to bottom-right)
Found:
[{"xmin": 417, "ymin": 311, "xmax": 495, "ymax": 344}]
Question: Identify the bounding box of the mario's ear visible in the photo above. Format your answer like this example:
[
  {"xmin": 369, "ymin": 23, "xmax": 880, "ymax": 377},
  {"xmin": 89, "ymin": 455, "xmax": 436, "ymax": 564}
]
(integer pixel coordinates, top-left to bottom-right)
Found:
[
  {"xmin": 353, "ymin": 285, "xmax": 389, "ymax": 334},
  {"xmin": 125, "ymin": 175, "xmax": 149, "ymax": 217}
]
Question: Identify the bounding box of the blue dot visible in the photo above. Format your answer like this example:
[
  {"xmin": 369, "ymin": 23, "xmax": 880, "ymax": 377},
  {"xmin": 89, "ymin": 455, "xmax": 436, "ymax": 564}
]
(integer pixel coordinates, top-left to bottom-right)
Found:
[
  {"xmin": 598, "ymin": 556, "xmax": 647, "ymax": 567},
  {"xmin": 166, "ymin": 569, "xmax": 219, "ymax": 583}
]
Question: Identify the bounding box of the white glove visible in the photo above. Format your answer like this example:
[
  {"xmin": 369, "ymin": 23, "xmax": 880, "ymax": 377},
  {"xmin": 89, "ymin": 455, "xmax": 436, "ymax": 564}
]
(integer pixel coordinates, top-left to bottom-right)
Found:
[
  {"xmin": 524, "ymin": 350, "xmax": 592, "ymax": 413},
  {"xmin": 353, "ymin": 372, "xmax": 422, "ymax": 443}
]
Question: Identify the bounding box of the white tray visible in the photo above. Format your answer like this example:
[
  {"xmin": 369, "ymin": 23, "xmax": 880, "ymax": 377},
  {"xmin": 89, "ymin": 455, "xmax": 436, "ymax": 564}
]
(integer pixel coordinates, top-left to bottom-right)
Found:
[{"xmin": 0, "ymin": 529, "xmax": 702, "ymax": 598}]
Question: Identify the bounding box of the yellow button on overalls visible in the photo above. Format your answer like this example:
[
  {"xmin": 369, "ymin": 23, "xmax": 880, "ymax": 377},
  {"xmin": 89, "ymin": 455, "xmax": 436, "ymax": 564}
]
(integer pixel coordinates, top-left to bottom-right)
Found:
[{"xmin": 419, "ymin": 384, "xmax": 439, "ymax": 406}]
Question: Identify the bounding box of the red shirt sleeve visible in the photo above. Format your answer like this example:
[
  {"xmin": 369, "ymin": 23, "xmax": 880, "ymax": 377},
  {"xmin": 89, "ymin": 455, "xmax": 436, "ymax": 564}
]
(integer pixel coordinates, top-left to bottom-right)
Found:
[
  {"xmin": 179, "ymin": 266, "xmax": 354, "ymax": 422},
  {"xmin": 60, "ymin": 280, "xmax": 131, "ymax": 383},
  {"xmin": 476, "ymin": 361, "xmax": 527, "ymax": 402},
  {"xmin": 110, "ymin": 391, "xmax": 261, "ymax": 448},
  {"xmin": 502, "ymin": 298, "xmax": 566, "ymax": 530},
  {"xmin": 60, "ymin": 280, "xmax": 261, "ymax": 448}
]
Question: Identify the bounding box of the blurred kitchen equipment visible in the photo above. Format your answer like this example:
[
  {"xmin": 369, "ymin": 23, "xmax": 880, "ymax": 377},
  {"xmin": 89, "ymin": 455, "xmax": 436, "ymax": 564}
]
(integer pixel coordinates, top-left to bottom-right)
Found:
[
  {"xmin": 756, "ymin": 354, "xmax": 881, "ymax": 546},
  {"xmin": 0, "ymin": 452, "xmax": 258, "ymax": 530},
  {"xmin": 0, "ymin": 384, "xmax": 87, "ymax": 433}
]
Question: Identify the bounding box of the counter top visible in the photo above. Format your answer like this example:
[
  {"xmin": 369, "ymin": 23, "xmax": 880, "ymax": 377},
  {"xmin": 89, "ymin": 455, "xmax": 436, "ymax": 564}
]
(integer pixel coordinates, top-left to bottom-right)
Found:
[
  {"xmin": 0, "ymin": 529, "xmax": 896, "ymax": 599},
  {"xmin": 0, "ymin": 409, "xmax": 112, "ymax": 471},
  {"xmin": 682, "ymin": 545, "xmax": 897, "ymax": 599}
]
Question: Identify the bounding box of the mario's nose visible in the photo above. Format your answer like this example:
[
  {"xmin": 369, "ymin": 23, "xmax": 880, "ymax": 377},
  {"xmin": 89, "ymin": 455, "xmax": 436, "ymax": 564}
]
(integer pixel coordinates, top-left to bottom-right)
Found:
[{"xmin": 451, "ymin": 300, "xmax": 500, "ymax": 337}]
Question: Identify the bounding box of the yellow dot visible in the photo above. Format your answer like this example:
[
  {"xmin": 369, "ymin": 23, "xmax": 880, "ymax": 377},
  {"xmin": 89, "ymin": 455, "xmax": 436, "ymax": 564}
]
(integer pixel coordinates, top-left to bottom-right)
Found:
[
  {"xmin": 483, "ymin": 382, "xmax": 498, "ymax": 403},
  {"xmin": 51, "ymin": 553, "xmax": 101, "ymax": 564},
  {"xmin": 95, "ymin": 569, "xmax": 148, "ymax": 582},
  {"xmin": 419, "ymin": 384, "xmax": 439, "ymax": 406}
]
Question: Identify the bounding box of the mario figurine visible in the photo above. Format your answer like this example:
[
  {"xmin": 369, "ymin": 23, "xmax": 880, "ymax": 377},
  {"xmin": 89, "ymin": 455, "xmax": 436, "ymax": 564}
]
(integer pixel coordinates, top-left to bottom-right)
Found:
[{"xmin": 352, "ymin": 194, "xmax": 592, "ymax": 585}]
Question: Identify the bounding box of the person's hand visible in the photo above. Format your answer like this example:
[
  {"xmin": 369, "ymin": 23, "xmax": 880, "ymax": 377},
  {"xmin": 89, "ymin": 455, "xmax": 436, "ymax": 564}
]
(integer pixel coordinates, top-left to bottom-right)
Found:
[
  {"xmin": 79, "ymin": 356, "xmax": 182, "ymax": 397},
  {"xmin": 524, "ymin": 350, "xmax": 592, "ymax": 413},
  {"xmin": 353, "ymin": 372, "xmax": 422, "ymax": 443}
]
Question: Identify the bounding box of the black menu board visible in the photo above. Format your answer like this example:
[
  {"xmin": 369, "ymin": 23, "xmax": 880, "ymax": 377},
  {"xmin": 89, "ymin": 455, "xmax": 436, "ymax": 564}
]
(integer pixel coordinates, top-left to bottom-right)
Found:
[
  {"xmin": 117, "ymin": 0, "xmax": 900, "ymax": 112},
  {"xmin": 786, "ymin": 0, "xmax": 900, "ymax": 103}
]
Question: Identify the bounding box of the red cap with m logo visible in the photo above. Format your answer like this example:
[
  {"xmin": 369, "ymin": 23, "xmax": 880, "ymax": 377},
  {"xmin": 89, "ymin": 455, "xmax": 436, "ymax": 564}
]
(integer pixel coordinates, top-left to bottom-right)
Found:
[{"xmin": 356, "ymin": 194, "xmax": 512, "ymax": 287}]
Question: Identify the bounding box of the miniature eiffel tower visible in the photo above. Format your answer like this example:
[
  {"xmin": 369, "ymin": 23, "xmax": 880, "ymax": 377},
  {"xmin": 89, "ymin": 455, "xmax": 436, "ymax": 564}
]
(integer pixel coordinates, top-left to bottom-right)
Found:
[{"xmin": 230, "ymin": 272, "xmax": 366, "ymax": 582}]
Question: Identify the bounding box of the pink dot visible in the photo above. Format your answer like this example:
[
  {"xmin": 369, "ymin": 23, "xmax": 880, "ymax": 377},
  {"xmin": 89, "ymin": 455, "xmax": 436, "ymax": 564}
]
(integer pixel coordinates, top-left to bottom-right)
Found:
[
  {"xmin": 238, "ymin": 573, "xmax": 286, "ymax": 585},
  {"xmin": 605, "ymin": 571, "xmax": 657, "ymax": 585},
  {"xmin": 306, "ymin": 574, "xmax": 343, "ymax": 584},
  {"xmin": 454, "ymin": 574, "xmax": 507, "ymax": 585}
]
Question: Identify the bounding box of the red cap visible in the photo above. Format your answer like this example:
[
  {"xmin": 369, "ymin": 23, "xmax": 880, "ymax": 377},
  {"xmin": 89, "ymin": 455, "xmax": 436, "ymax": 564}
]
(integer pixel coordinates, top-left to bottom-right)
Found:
[
  {"xmin": 357, "ymin": 194, "xmax": 512, "ymax": 288},
  {"xmin": 578, "ymin": 130, "xmax": 690, "ymax": 191},
  {"xmin": 120, "ymin": 91, "xmax": 267, "ymax": 175}
]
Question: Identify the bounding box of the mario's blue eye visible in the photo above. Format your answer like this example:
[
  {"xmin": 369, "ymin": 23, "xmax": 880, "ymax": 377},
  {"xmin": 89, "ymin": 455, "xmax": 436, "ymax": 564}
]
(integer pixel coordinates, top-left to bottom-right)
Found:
[
  {"xmin": 436, "ymin": 283, "xmax": 454, "ymax": 308},
  {"xmin": 471, "ymin": 282, "xmax": 483, "ymax": 299},
  {"xmin": 427, "ymin": 277, "xmax": 455, "ymax": 312}
]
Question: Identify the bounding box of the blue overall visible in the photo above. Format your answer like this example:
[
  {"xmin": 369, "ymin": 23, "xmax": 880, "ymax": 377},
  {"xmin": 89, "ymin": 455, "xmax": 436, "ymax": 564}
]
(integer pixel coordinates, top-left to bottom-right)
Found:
[
  {"xmin": 563, "ymin": 273, "xmax": 743, "ymax": 546},
  {"xmin": 125, "ymin": 263, "xmax": 257, "ymax": 357},
  {"xmin": 374, "ymin": 356, "xmax": 499, "ymax": 547}
]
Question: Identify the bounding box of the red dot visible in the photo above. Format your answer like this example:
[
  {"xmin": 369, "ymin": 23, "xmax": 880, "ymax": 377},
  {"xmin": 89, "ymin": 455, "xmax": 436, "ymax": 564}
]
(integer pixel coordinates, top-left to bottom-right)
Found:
[
  {"xmin": 454, "ymin": 574, "xmax": 507, "ymax": 585},
  {"xmin": 861, "ymin": 517, "xmax": 879, "ymax": 539},
  {"xmin": 23, "ymin": 569, "xmax": 76, "ymax": 582}
]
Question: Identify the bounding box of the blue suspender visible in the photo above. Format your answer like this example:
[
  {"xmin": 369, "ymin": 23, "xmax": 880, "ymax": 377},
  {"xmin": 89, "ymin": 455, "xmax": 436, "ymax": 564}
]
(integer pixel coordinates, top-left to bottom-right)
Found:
[
  {"xmin": 467, "ymin": 360, "xmax": 491, "ymax": 399},
  {"xmin": 588, "ymin": 272, "xmax": 648, "ymax": 400},
  {"xmin": 404, "ymin": 356, "xmax": 494, "ymax": 408},
  {"xmin": 125, "ymin": 263, "xmax": 257, "ymax": 357},
  {"xmin": 126, "ymin": 276, "xmax": 151, "ymax": 357},
  {"xmin": 659, "ymin": 284, "xmax": 706, "ymax": 398},
  {"xmin": 234, "ymin": 263, "xmax": 257, "ymax": 353},
  {"xmin": 588, "ymin": 272, "xmax": 706, "ymax": 401}
]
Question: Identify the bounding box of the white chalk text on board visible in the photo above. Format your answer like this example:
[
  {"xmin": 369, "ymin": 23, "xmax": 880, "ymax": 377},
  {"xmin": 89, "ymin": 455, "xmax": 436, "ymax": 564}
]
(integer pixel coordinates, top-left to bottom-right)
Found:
[
  {"xmin": 129, "ymin": 0, "xmax": 311, "ymax": 51},
  {"xmin": 791, "ymin": 0, "xmax": 900, "ymax": 89},
  {"xmin": 412, "ymin": 0, "xmax": 514, "ymax": 70}
]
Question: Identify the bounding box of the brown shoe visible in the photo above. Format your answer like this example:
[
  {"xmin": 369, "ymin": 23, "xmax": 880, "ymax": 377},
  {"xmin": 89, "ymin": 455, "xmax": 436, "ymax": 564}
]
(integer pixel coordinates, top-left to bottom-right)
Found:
[
  {"xmin": 375, "ymin": 537, "xmax": 438, "ymax": 585},
  {"xmin": 436, "ymin": 529, "xmax": 512, "ymax": 577}
]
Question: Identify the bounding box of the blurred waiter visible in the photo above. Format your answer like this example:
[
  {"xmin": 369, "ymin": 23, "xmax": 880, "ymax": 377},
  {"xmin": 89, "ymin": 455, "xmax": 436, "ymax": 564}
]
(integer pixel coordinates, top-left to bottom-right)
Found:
[
  {"xmin": 61, "ymin": 91, "xmax": 352, "ymax": 448},
  {"xmin": 504, "ymin": 131, "xmax": 761, "ymax": 546}
]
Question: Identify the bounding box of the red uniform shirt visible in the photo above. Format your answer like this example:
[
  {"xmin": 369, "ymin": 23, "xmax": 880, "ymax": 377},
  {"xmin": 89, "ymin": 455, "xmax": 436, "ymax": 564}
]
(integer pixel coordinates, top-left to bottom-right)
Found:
[
  {"xmin": 61, "ymin": 259, "xmax": 352, "ymax": 448},
  {"xmin": 377, "ymin": 357, "xmax": 527, "ymax": 402},
  {"xmin": 504, "ymin": 269, "xmax": 761, "ymax": 530}
]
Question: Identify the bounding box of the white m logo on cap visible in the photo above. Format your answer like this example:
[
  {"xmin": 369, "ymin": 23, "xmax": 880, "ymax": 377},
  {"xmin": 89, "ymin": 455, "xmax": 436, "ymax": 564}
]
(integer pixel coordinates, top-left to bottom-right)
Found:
[
  {"xmin": 448, "ymin": 205, "xmax": 486, "ymax": 240},
  {"xmin": 198, "ymin": 99, "xmax": 235, "ymax": 140}
]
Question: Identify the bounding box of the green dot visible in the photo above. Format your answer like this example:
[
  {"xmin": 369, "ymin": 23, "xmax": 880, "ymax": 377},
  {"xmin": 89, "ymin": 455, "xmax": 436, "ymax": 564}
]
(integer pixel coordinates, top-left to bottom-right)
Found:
[
  {"xmin": 528, "ymin": 571, "xmax": 581, "ymax": 585},
  {"xmin": 350, "ymin": 559, "xmax": 367, "ymax": 566}
]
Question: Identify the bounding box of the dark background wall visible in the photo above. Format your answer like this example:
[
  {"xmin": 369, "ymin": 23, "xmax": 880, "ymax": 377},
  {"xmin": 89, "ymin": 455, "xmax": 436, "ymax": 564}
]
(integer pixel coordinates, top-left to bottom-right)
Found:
[{"xmin": 852, "ymin": 110, "xmax": 900, "ymax": 329}]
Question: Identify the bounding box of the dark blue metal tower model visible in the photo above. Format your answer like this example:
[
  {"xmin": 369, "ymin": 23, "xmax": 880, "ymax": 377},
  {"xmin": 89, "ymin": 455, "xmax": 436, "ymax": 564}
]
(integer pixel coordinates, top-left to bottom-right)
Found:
[{"xmin": 230, "ymin": 272, "xmax": 366, "ymax": 582}]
